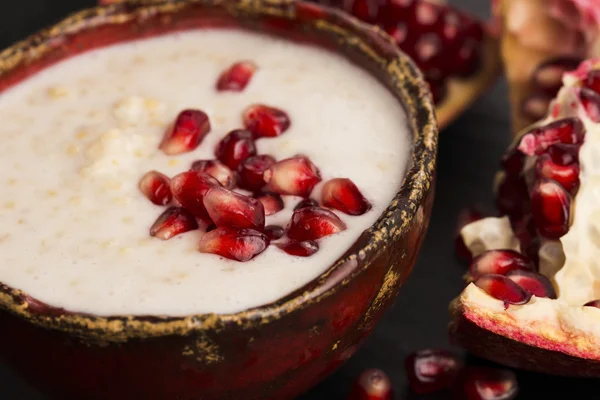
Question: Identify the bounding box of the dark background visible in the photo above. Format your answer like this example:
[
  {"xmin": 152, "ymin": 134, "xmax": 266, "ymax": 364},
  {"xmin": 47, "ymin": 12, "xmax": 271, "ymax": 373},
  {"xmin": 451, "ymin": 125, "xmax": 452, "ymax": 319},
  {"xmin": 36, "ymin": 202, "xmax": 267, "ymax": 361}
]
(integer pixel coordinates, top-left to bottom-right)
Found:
[{"xmin": 0, "ymin": 0, "xmax": 594, "ymax": 399}]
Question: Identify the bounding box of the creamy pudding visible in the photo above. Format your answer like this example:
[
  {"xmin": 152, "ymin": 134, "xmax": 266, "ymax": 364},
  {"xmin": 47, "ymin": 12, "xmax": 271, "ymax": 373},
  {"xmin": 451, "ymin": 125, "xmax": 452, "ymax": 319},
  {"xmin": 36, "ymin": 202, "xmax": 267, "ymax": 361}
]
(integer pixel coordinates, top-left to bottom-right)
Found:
[{"xmin": 0, "ymin": 28, "xmax": 410, "ymax": 316}]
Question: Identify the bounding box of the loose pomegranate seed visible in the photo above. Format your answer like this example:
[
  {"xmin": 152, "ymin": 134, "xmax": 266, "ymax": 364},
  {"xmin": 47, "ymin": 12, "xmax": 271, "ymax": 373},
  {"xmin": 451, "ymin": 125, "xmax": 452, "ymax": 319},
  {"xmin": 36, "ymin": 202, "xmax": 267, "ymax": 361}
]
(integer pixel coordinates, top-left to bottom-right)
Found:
[
  {"xmin": 150, "ymin": 207, "xmax": 198, "ymax": 240},
  {"xmin": 295, "ymin": 198, "xmax": 319, "ymax": 210},
  {"xmin": 347, "ymin": 369, "xmax": 393, "ymax": 400},
  {"xmin": 455, "ymin": 206, "xmax": 486, "ymax": 261},
  {"xmin": 517, "ymin": 118, "xmax": 585, "ymax": 156},
  {"xmin": 238, "ymin": 155, "xmax": 275, "ymax": 191},
  {"xmin": 203, "ymin": 186, "xmax": 265, "ymax": 231},
  {"xmin": 287, "ymin": 206, "xmax": 346, "ymax": 241},
  {"xmin": 257, "ymin": 192, "xmax": 284, "ymax": 216},
  {"xmin": 264, "ymin": 155, "xmax": 321, "ymax": 197},
  {"xmin": 506, "ymin": 270, "xmax": 557, "ymax": 299},
  {"xmin": 583, "ymin": 69, "xmax": 600, "ymax": 94},
  {"xmin": 198, "ymin": 227, "xmax": 269, "ymax": 262},
  {"xmin": 138, "ymin": 170, "xmax": 172, "ymax": 206},
  {"xmin": 474, "ymin": 274, "xmax": 532, "ymax": 306},
  {"xmin": 532, "ymin": 57, "xmax": 582, "ymax": 94},
  {"xmin": 405, "ymin": 349, "xmax": 462, "ymax": 394},
  {"xmin": 530, "ymin": 179, "xmax": 572, "ymax": 239},
  {"xmin": 454, "ymin": 367, "xmax": 518, "ymax": 400},
  {"xmin": 216, "ymin": 61, "xmax": 257, "ymax": 92},
  {"xmin": 321, "ymin": 178, "xmax": 372, "ymax": 216},
  {"xmin": 160, "ymin": 109, "xmax": 211, "ymax": 155},
  {"xmin": 264, "ymin": 225, "xmax": 284, "ymax": 241},
  {"xmin": 469, "ymin": 250, "xmax": 534, "ymax": 280},
  {"xmin": 215, "ymin": 129, "xmax": 257, "ymax": 170},
  {"xmin": 170, "ymin": 171, "xmax": 220, "ymax": 220},
  {"xmin": 276, "ymin": 240, "xmax": 319, "ymax": 257},
  {"xmin": 190, "ymin": 160, "xmax": 236, "ymax": 189},
  {"xmin": 243, "ymin": 104, "xmax": 291, "ymax": 138},
  {"xmin": 584, "ymin": 300, "xmax": 600, "ymax": 308},
  {"xmin": 495, "ymin": 174, "xmax": 529, "ymax": 220},
  {"xmin": 579, "ymin": 87, "xmax": 600, "ymax": 122},
  {"xmin": 535, "ymin": 153, "xmax": 580, "ymax": 194}
]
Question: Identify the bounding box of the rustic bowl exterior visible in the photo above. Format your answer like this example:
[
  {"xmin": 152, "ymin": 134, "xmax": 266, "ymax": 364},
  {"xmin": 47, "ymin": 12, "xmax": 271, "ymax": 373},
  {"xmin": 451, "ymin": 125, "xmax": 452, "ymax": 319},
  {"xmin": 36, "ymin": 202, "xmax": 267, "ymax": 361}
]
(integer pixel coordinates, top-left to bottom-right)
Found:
[{"xmin": 0, "ymin": 1, "xmax": 438, "ymax": 399}]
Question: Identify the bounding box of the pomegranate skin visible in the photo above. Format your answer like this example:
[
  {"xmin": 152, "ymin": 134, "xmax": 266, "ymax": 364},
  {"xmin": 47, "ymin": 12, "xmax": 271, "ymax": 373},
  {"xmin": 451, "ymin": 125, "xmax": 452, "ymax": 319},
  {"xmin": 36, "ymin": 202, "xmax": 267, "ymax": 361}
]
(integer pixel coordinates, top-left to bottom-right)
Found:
[{"xmin": 0, "ymin": 0, "xmax": 438, "ymax": 399}]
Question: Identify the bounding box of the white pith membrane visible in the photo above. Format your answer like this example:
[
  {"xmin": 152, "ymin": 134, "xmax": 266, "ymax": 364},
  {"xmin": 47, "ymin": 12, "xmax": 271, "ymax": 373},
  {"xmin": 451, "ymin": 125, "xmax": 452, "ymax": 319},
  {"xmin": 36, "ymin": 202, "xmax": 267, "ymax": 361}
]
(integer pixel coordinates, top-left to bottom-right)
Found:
[{"xmin": 458, "ymin": 59, "xmax": 600, "ymax": 359}]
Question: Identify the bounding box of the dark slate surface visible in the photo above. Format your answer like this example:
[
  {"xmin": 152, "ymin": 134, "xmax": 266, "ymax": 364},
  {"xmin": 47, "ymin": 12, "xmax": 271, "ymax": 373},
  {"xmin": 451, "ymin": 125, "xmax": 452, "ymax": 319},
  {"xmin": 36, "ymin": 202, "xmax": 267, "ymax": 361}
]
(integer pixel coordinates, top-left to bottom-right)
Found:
[{"xmin": 0, "ymin": 1, "xmax": 597, "ymax": 399}]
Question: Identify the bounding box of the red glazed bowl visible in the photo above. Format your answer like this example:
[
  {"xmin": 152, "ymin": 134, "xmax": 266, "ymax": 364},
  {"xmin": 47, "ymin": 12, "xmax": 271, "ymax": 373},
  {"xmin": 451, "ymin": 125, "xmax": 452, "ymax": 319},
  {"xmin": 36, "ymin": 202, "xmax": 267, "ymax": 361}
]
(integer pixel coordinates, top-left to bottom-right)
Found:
[{"xmin": 0, "ymin": 1, "xmax": 438, "ymax": 399}]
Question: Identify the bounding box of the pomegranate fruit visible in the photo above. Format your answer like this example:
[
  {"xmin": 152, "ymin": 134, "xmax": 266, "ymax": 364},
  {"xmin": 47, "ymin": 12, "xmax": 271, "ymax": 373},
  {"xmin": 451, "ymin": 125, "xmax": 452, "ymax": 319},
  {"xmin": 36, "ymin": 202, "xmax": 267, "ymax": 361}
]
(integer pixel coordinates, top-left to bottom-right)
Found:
[
  {"xmin": 405, "ymin": 349, "xmax": 462, "ymax": 394},
  {"xmin": 308, "ymin": 0, "xmax": 500, "ymax": 128},
  {"xmin": 242, "ymin": 104, "xmax": 291, "ymax": 138},
  {"xmin": 264, "ymin": 155, "xmax": 321, "ymax": 197},
  {"xmin": 275, "ymin": 240, "xmax": 319, "ymax": 257},
  {"xmin": 149, "ymin": 207, "xmax": 199, "ymax": 240},
  {"xmin": 216, "ymin": 61, "xmax": 257, "ymax": 92},
  {"xmin": 287, "ymin": 206, "xmax": 346, "ymax": 241},
  {"xmin": 321, "ymin": 178, "xmax": 372, "ymax": 216},
  {"xmin": 190, "ymin": 159, "xmax": 236, "ymax": 189},
  {"xmin": 347, "ymin": 369, "xmax": 393, "ymax": 400},
  {"xmin": 160, "ymin": 109, "xmax": 210, "ymax": 155},
  {"xmin": 451, "ymin": 59, "xmax": 600, "ymax": 377},
  {"xmin": 198, "ymin": 227, "xmax": 269, "ymax": 262},
  {"xmin": 138, "ymin": 170, "xmax": 172, "ymax": 206},
  {"xmin": 214, "ymin": 129, "xmax": 257, "ymax": 170}
]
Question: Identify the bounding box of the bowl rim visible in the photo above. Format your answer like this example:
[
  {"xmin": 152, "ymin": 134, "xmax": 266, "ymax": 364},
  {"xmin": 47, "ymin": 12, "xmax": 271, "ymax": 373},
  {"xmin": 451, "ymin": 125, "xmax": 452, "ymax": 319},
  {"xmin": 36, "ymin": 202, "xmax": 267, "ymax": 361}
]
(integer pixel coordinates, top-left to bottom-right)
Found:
[{"xmin": 0, "ymin": 0, "xmax": 437, "ymax": 341}]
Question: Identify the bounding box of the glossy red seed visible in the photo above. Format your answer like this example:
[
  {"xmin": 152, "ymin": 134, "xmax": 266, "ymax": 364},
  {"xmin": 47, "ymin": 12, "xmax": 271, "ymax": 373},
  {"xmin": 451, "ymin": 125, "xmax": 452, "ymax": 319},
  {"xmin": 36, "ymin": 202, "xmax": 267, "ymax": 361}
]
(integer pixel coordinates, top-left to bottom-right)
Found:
[
  {"xmin": 170, "ymin": 171, "xmax": 220, "ymax": 220},
  {"xmin": 535, "ymin": 153, "xmax": 580, "ymax": 194},
  {"xmin": 495, "ymin": 174, "xmax": 529, "ymax": 220},
  {"xmin": 579, "ymin": 87, "xmax": 600, "ymax": 122},
  {"xmin": 190, "ymin": 160, "xmax": 236, "ymax": 189},
  {"xmin": 243, "ymin": 104, "xmax": 291, "ymax": 138},
  {"xmin": 160, "ymin": 109, "xmax": 211, "ymax": 155},
  {"xmin": 276, "ymin": 240, "xmax": 319, "ymax": 257},
  {"xmin": 584, "ymin": 299, "xmax": 600, "ymax": 308},
  {"xmin": 321, "ymin": 178, "xmax": 372, "ymax": 216},
  {"xmin": 454, "ymin": 367, "xmax": 518, "ymax": 400},
  {"xmin": 203, "ymin": 186, "xmax": 265, "ymax": 231},
  {"xmin": 474, "ymin": 274, "xmax": 532, "ymax": 306},
  {"xmin": 138, "ymin": 170, "xmax": 172, "ymax": 206},
  {"xmin": 215, "ymin": 129, "xmax": 257, "ymax": 170},
  {"xmin": 295, "ymin": 198, "xmax": 319, "ymax": 210},
  {"xmin": 547, "ymin": 143, "xmax": 579, "ymax": 165},
  {"xmin": 264, "ymin": 155, "xmax": 321, "ymax": 197},
  {"xmin": 455, "ymin": 206, "xmax": 487, "ymax": 261},
  {"xmin": 469, "ymin": 250, "xmax": 534, "ymax": 280},
  {"xmin": 405, "ymin": 349, "xmax": 462, "ymax": 394},
  {"xmin": 287, "ymin": 206, "xmax": 346, "ymax": 241},
  {"xmin": 506, "ymin": 270, "xmax": 557, "ymax": 299},
  {"xmin": 531, "ymin": 179, "xmax": 572, "ymax": 239},
  {"xmin": 257, "ymin": 193, "xmax": 284, "ymax": 216},
  {"xmin": 517, "ymin": 118, "xmax": 585, "ymax": 156},
  {"xmin": 347, "ymin": 369, "xmax": 393, "ymax": 400},
  {"xmin": 264, "ymin": 225, "xmax": 284, "ymax": 241},
  {"xmin": 149, "ymin": 207, "xmax": 198, "ymax": 240},
  {"xmin": 198, "ymin": 227, "xmax": 268, "ymax": 262},
  {"xmin": 583, "ymin": 69, "xmax": 600, "ymax": 94},
  {"xmin": 237, "ymin": 155, "xmax": 275, "ymax": 191},
  {"xmin": 216, "ymin": 61, "xmax": 257, "ymax": 92}
]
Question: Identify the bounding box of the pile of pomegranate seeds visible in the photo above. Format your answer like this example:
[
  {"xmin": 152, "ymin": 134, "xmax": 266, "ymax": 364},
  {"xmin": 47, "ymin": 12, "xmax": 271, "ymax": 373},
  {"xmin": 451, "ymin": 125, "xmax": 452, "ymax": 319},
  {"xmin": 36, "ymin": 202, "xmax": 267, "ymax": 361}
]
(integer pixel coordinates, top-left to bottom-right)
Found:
[{"xmin": 138, "ymin": 62, "xmax": 374, "ymax": 261}]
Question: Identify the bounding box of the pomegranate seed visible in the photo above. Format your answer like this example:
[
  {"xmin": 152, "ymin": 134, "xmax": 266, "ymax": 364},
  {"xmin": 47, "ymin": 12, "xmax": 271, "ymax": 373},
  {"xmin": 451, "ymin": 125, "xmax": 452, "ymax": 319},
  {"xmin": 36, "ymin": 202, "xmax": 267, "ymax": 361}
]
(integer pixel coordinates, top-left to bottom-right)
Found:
[
  {"xmin": 295, "ymin": 198, "xmax": 319, "ymax": 210},
  {"xmin": 517, "ymin": 118, "xmax": 585, "ymax": 156},
  {"xmin": 264, "ymin": 155, "xmax": 321, "ymax": 197},
  {"xmin": 454, "ymin": 367, "xmax": 518, "ymax": 400},
  {"xmin": 203, "ymin": 186, "xmax": 265, "ymax": 231},
  {"xmin": 405, "ymin": 349, "xmax": 461, "ymax": 394},
  {"xmin": 238, "ymin": 155, "xmax": 275, "ymax": 191},
  {"xmin": 160, "ymin": 109, "xmax": 210, "ymax": 155},
  {"xmin": 150, "ymin": 207, "xmax": 198, "ymax": 240},
  {"xmin": 276, "ymin": 240, "xmax": 319, "ymax": 257},
  {"xmin": 257, "ymin": 193, "xmax": 284, "ymax": 216},
  {"xmin": 138, "ymin": 170, "xmax": 172, "ymax": 206},
  {"xmin": 584, "ymin": 300, "xmax": 600, "ymax": 308},
  {"xmin": 474, "ymin": 274, "xmax": 532, "ymax": 306},
  {"xmin": 532, "ymin": 57, "xmax": 581, "ymax": 94},
  {"xmin": 216, "ymin": 61, "xmax": 257, "ymax": 92},
  {"xmin": 579, "ymin": 87, "xmax": 600, "ymax": 122},
  {"xmin": 243, "ymin": 104, "xmax": 291, "ymax": 138},
  {"xmin": 198, "ymin": 227, "xmax": 268, "ymax": 262},
  {"xmin": 215, "ymin": 129, "xmax": 257, "ymax": 170},
  {"xmin": 347, "ymin": 369, "xmax": 393, "ymax": 400},
  {"xmin": 287, "ymin": 206, "xmax": 346, "ymax": 241},
  {"xmin": 455, "ymin": 206, "xmax": 486, "ymax": 261},
  {"xmin": 506, "ymin": 270, "xmax": 557, "ymax": 299},
  {"xmin": 264, "ymin": 225, "xmax": 284, "ymax": 241},
  {"xmin": 495, "ymin": 174, "xmax": 529, "ymax": 220},
  {"xmin": 321, "ymin": 178, "xmax": 372, "ymax": 216},
  {"xmin": 171, "ymin": 171, "xmax": 220, "ymax": 220},
  {"xmin": 530, "ymin": 179, "xmax": 572, "ymax": 239},
  {"xmin": 547, "ymin": 143, "xmax": 579, "ymax": 165},
  {"xmin": 190, "ymin": 160, "xmax": 236, "ymax": 189},
  {"xmin": 535, "ymin": 153, "xmax": 580, "ymax": 194},
  {"xmin": 469, "ymin": 250, "xmax": 534, "ymax": 280},
  {"xmin": 583, "ymin": 69, "xmax": 600, "ymax": 94},
  {"xmin": 500, "ymin": 147, "xmax": 526, "ymax": 176}
]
